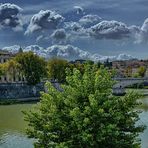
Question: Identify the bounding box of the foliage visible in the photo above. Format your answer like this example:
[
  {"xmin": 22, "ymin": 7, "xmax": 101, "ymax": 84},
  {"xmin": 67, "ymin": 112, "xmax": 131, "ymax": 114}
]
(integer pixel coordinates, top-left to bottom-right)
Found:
[
  {"xmin": 15, "ymin": 51, "xmax": 47, "ymax": 85},
  {"xmin": 47, "ymin": 58, "xmax": 68, "ymax": 82},
  {"xmin": 24, "ymin": 65, "xmax": 145, "ymax": 148},
  {"xmin": 125, "ymin": 66, "xmax": 132, "ymax": 77},
  {"xmin": 133, "ymin": 73, "xmax": 139, "ymax": 78},
  {"xmin": 1, "ymin": 59, "xmax": 21, "ymax": 79},
  {"xmin": 104, "ymin": 59, "xmax": 112, "ymax": 69},
  {"xmin": 137, "ymin": 66, "xmax": 146, "ymax": 77},
  {"xmin": 0, "ymin": 63, "xmax": 5, "ymax": 76}
]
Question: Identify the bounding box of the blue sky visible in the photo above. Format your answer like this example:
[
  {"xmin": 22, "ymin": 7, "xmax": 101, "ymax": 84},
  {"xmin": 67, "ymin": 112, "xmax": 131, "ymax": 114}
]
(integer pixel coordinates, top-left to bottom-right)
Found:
[{"xmin": 0, "ymin": 0, "xmax": 148, "ymax": 59}]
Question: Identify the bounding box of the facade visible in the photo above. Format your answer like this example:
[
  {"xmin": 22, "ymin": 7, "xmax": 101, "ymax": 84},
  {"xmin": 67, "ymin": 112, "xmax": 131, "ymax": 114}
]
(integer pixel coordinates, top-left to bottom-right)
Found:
[{"xmin": 0, "ymin": 50, "xmax": 25, "ymax": 83}]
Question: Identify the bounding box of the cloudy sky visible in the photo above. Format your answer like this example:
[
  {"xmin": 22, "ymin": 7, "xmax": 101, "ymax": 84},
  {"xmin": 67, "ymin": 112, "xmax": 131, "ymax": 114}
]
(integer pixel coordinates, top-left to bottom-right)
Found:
[{"xmin": 0, "ymin": 0, "xmax": 148, "ymax": 59}]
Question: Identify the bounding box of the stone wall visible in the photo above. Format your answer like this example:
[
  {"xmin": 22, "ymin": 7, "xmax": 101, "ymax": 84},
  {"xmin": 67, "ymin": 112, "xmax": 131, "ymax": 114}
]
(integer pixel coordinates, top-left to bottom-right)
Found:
[{"xmin": 0, "ymin": 82, "xmax": 45, "ymax": 100}]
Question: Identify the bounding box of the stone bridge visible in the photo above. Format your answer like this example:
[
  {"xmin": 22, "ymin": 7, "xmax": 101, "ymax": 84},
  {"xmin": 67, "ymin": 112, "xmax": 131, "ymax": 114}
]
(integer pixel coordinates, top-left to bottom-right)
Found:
[
  {"xmin": 113, "ymin": 78, "xmax": 148, "ymax": 95},
  {"xmin": 114, "ymin": 78, "xmax": 148, "ymax": 88}
]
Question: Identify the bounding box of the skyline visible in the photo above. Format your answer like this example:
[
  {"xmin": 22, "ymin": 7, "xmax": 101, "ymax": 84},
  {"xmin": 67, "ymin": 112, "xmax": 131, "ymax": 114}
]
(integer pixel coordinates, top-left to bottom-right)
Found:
[{"xmin": 0, "ymin": 0, "xmax": 148, "ymax": 59}]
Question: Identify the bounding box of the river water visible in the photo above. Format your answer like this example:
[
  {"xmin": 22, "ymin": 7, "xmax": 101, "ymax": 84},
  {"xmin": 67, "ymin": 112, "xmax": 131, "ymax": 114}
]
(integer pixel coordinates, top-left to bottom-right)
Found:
[{"xmin": 0, "ymin": 98, "xmax": 148, "ymax": 148}]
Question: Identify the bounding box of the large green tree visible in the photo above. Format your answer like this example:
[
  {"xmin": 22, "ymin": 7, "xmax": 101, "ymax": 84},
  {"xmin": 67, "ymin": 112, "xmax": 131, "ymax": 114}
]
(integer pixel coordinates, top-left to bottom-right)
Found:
[
  {"xmin": 24, "ymin": 65, "xmax": 145, "ymax": 148},
  {"xmin": 15, "ymin": 51, "xmax": 47, "ymax": 85},
  {"xmin": 47, "ymin": 58, "xmax": 68, "ymax": 82}
]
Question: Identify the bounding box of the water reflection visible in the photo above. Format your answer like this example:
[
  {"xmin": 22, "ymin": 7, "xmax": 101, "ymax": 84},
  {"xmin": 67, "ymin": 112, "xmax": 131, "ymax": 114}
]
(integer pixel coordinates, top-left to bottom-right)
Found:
[
  {"xmin": 0, "ymin": 132, "xmax": 33, "ymax": 148},
  {"xmin": 0, "ymin": 104, "xmax": 34, "ymax": 148}
]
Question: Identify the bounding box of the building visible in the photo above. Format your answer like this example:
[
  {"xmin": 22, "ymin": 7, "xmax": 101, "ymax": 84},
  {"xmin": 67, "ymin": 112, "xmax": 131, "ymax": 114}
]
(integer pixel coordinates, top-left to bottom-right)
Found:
[
  {"xmin": 0, "ymin": 50, "xmax": 25, "ymax": 83},
  {"xmin": 112, "ymin": 60, "xmax": 148, "ymax": 77}
]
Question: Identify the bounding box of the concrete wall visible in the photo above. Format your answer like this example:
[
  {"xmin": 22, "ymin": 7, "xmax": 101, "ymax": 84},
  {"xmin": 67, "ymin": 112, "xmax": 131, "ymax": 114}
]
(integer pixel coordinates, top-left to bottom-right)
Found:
[{"xmin": 0, "ymin": 82, "xmax": 45, "ymax": 100}]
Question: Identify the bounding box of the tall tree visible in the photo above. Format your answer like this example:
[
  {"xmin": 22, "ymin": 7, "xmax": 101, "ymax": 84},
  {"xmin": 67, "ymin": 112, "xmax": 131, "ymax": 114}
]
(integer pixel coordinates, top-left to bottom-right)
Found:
[
  {"xmin": 15, "ymin": 51, "xmax": 47, "ymax": 85},
  {"xmin": 47, "ymin": 58, "xmax": 68, "ymax": 82},
  {"xmin": 24, "ymin": 65, "xmax": 145, "ymax": 148}
]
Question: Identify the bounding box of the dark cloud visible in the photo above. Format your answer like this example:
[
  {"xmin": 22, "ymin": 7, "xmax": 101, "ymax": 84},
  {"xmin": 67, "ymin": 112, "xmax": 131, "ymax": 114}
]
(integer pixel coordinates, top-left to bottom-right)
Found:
[
  {"xmin": 25, "ymin": 10, "xmax": 64, "ymax": 35},
  {"xmin": 51, "ymin": 29, "xmax": 66, "ymax": 40},
  {"xmin": 89, "ymin": 20, "xmax": 130, "ymax": 39},
  {"xmin": 0, "ymin": 3, "xmax": 23, "ymax": 31}
]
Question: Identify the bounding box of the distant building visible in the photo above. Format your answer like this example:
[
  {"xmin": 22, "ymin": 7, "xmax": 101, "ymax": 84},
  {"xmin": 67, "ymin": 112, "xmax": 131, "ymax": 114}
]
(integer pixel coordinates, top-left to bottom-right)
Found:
[
  {"xmin": 112, "ymin": 60, "xmax": 148, "ymax": 77},
  {"xmin": 69, "ymin": 59, "xmax": 87, "ymax": 64},
  {"xmin": 0, "ymin": 49, "xmax": 25, "ymax": 83}
]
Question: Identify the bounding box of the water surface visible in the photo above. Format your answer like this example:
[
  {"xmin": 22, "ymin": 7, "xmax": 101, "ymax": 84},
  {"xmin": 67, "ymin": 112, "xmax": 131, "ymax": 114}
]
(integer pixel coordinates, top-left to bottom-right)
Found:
[
  {"xmin": 0, "ymin": 104, "xmax": 34, "ymax": 148},
  {"xmin": 0, "ymin": 97, "xmax": 148, "ymax": 148}
]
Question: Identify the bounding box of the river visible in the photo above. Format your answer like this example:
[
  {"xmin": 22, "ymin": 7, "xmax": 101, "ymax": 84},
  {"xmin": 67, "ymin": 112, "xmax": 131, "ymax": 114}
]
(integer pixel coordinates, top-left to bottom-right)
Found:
[{"xmin": 0, "ymin": 98, "xmax": 148, "ymax": 148}]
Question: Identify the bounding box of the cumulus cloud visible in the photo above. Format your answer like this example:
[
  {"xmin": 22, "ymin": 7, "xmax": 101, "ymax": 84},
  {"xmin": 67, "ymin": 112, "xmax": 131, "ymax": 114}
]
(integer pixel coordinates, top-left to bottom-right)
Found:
[
  {"xmin": 64, "ymin": 22, "xmax": 89, "ymax": 39},
  {"xmin": 2, "ymin": 44, "xmax": 134, "ymax": 62},
  {"xmin": 79, "ymin": 14, "xmax": 102, "ymax": 28},
  {"xmin": 73, "ymin": 6, "xmax": 85, "ymax": 15},
  {"xmin": 25, "ymin": 10, "xmax": 64, "ymax": 35},
  {"xmin": 50, "ymin": 29, "xmax": 67, "ymax": 43},
  {"xmin": 64, "ymin": 22, "xmax": 82, "ymax": 32},
  {"xmin": 0, "ymin": 3, "xmax": 23, "ymax": 31},
  {"xmin": 2, "ymin": 45, "xmax": 21, "ymax": 53},
  {"xmin": 89, "ymin": 20, "xmax": 130, "ymax": 39},
  {"xmin": 136, "ymin": 18, "xmax": 148, "ymax": 43},
  {"xmin": 46, "ymin": 45, "xmax": 90, "ymax": 60}
]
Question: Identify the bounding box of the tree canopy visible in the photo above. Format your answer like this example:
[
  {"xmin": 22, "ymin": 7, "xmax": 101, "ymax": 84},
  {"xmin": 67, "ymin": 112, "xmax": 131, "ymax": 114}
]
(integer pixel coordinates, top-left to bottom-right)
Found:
[
  {"xmin": 47, "ymin": 58, "xmax": 68, "ymax": 82},
  {"xmin": 137, "ymin": 66, "xmax": 146, "ymax": 77},
  {"xmin": 24, "ymin": 65, "xmax": 145, "ymax": 148},
  {"xmin": 15, "ymin": 51, "xmax": 47, "ymax": 85}
]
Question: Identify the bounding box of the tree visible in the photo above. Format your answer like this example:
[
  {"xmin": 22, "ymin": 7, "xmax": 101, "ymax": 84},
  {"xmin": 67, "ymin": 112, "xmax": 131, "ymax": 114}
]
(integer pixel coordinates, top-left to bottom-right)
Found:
[
  {"xmin": 104, "ymin": 59, "xmax": 112, "ymax": 69},
  {"xmin": 24, "ymin": 65, "xmax": 145, "ymax": 148},
  {"xmin": 138, "ymin": 66, "xmax": 146, "ymax": 77},
  {"xmin": 15, "ymin": 51, "xmax": 47, "ymax": 85},
  {"xmin": 2, "ymin": 59, "xmax": 21, "ymax": 79},
  {"xmin": 0, "ymin": 63, "xmax": 5, "ymax": 76},
  {"xmin": 125, "ymin": 66, "xmax": 132, "ymax": 77},
  {"xmin": 47, "ymin": 58, "xmax": 68, "ymax": 82}
]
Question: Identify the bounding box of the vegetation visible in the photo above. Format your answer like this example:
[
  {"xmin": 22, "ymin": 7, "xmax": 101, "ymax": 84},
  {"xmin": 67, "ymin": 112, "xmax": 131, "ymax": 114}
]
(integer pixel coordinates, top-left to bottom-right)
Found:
[
  {"xmin": 15, "ymin": 52, "xmax": 47, "ymax": 85},
  {"xmin": 0, "ymin": 99, "xmax": 21, "ymax": 105},
  {"xmin": 0, "ymin": 59, "xmax": 21, "ymax": 81},
  {"xmin": 47, "ymin": 58, "xmax": 68, "ymax": 82},
  {"xmin": 137, "ymin": 66, "xmax": 146, "ymax": 77},
  {"xmin": 125, "ymin": 66, "xmax": 132, "ymax": 77},
  {"xmin": 24, "ymin": 65, "xmax": 145, "ymax": 148},
  {"xmin": 0, "ymin": 64, "xmax": 5, "ymax": 76}
]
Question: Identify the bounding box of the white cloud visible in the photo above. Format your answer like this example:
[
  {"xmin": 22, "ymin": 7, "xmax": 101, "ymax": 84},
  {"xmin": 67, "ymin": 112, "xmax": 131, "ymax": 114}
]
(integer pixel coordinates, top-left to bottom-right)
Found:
[
  {"xmin": 0, "ymin": 3, "xmax": 23, "ymax": 31},
  {"xmin": 89, "ymin": 20, "xmax": 130, "ymax": 39},
  {"xmin": 73, "ymin": 6, "xmax": 85, "ymax": 15},
  {"xmin": 79, "ymin": 14, "xmax": 102, "ymax": 28},
  {"xmin": 2, "ymin": 45, "xmax": 21, "ymax": 53},
  {"xmin": 2, "ymin": 44, "xmax": 134, "ymax": 62},
  {"xmin": 136, "ymin": 18, "xmax": 148, "ymax": 43},
  {"xmin": 64, "ymin": 21, "xmax": 83, "ymax": 32},
  {"xmin": 25, "ymin": 10, "xmax": 64, "ymax": 35},
  {"xmin": 46, "ymin": 45, "xmax": 90, "ymax": 60}
]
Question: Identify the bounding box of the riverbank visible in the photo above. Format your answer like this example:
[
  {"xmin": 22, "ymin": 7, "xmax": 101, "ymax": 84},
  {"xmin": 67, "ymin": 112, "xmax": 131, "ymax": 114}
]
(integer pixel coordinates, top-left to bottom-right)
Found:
[
  {"xmin": 0, "ymin": 97, "xmax": 40, "ymax": 105},
  {"xmin": 0, "ymin": 82, "xmax": 44, "ymax": 100}
]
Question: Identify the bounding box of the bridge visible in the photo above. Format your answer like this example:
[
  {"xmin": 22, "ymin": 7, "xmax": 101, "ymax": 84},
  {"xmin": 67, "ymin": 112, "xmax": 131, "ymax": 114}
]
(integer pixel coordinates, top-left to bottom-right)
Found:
[{"xmin": 113, "ymin": 78, "xmax": 148, "ymax": 95}]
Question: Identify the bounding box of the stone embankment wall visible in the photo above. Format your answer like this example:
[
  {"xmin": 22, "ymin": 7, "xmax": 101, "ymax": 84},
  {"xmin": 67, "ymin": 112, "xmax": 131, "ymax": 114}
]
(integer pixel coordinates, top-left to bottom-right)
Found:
[{"xmin": 0, "ymin": 82, "xmax": 45, "ymax": 100}]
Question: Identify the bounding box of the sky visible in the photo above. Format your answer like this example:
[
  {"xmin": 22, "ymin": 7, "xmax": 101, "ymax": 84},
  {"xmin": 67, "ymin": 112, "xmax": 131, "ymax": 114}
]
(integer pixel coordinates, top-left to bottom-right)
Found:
[{"xmin": 0, "ymin": 0, "xmax": 148, "ymax": 60}]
